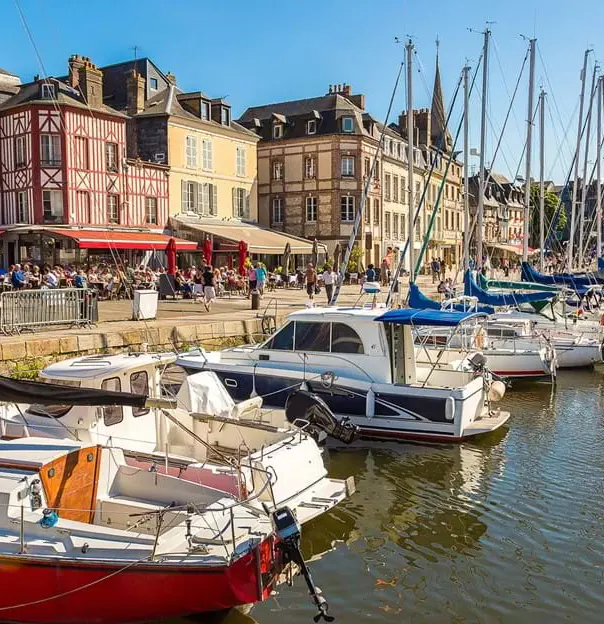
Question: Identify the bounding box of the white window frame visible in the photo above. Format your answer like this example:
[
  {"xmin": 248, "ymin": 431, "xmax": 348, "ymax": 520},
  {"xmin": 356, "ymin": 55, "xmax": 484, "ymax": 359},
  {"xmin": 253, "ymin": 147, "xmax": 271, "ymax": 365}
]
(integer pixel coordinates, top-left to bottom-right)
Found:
[
  {"xmin": 184, "ymin": 181, "xmax": 196, "ymax": 212},
  {"xmin": 385, "ymin": 212, "xmax": 391, "ymax": 237},
  {"xmin": 305, "ymin": 156, "xmax": 316, "ymax": 179},
  {"xmin": 15, "ymin": 136, "xmax": 26, "ymax": 168},
  {"xmin": 236, "ymin": 145, "xmax": 246, "ymax": 177},
  {"xmin": 272, "ymin": 197, "xmax": 283, "ymax": 224},
  {"xmin": 202, "ymin": 138, "xmax": 213, "ymax": 170},
  {"xmin": 107, "ymin": 194, "xmax": 120, "ymax": 224},
  {"xmin": 201, "ymin": 101, "xmax": 210, "ymax": 121},
  {"xmin": 149, "ymin": 77, "xmax": 158, "ymax": 90},
  {"xmin": 221, "ymin": 107, "xmax": 230, "ymax": 126},
  {"xmin": 273, "ymin": 160, "xmax": 283, "ymax": 180},
  {"xmin": 106, "ymin": 142, "xmax": 118, "ymax": 172},
  {"xmin": 233, "ymin": 187, "xmax": 249, "ymax": 219},
  {"xmin": 340, "ymin": 196, "xmax": 355, "ymax": 222},
  {"xmin": 145, "ymin": 197, "xmax": 158, "ymax": 225},
  {"xmin": 305, "ymin": 196, "xmax": 318, "ymax": 222},
  {"xmin": 393, "ymin": 213, "xmax": 399, "ymax": 239},
  {"xmin": 341, "ymin": 156, "xmax": 355, "ymax": 177},
  {"xmin": 307, "ymin": 119, "xmax": 317, "ymax": 135},
  {"xmin": 384, "ymin": 173, "xmax": 391, "ymax": 201},
  {"xmin": 185, "ymin": 135, "xmax": 197, "ymax": 168},
  {"xmin": 40, "ymin": 134, "xmax": 61, "ymax": 166},
  {"xmin": 17, "ymin": 191, "xmax": 28, "ymax": 223},
  {"xmin": 273, "ymin": 124, "xmax": 283, "ymax": 139},
  {"xmin": 342, "ymin": 117, "xmax": 354, "ymax": 133},
  {"xmin": 41, "ymin": 83, "xmax": 55, "ymax": 99},
  {"xmin": 42, "ymin": 189, "xmax": 63, "ymax": 222}
]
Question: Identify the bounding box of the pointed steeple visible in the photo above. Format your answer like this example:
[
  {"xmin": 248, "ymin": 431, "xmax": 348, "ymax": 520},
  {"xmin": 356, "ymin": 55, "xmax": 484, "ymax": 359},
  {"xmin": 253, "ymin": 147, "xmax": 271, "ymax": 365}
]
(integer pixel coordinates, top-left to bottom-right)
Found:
[{"xmin": 430, "ymin": 38, "xmax": 452, "ymax": 152}]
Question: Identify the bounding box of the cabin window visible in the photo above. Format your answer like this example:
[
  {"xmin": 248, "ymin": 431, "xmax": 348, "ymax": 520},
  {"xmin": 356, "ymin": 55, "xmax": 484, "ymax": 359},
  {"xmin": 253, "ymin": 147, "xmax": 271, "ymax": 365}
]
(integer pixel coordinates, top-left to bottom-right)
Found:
[
  {"xmin": 294, "ymin": 322, "xmax": 331, "ymax": 352},
  {"xmin": 101, "ymin": 377, "xmax": 123, "ymax": 426},
  {"xmin": 264, "ymin": 321, "xmax": 294, "ymax": 350},
  {"xmin": 130, "ymin": 371, "xmax": 149, "ymax": 417},
  {"xmin": 331, "ymin": 323, "xmax": 364, "ymax": 354},
  {"xmin": 27, "ymin": 379, "xmax": 81, "ymax": 418}
]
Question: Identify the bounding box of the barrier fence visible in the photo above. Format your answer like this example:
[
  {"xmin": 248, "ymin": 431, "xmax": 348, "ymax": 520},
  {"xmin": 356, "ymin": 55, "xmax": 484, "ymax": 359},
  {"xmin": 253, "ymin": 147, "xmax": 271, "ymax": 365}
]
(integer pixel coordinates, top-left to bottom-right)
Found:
[{"xmin": 0, "ymin": 288, "xmax": 98, "ymax": 335}]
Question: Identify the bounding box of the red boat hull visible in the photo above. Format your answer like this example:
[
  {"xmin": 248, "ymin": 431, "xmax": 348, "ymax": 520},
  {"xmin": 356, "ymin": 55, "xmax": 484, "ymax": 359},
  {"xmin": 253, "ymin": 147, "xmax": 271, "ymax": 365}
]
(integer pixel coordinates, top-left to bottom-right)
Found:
[{"xmin": 0, "ymin": 541, "xmax": 276, "ymax": 624}]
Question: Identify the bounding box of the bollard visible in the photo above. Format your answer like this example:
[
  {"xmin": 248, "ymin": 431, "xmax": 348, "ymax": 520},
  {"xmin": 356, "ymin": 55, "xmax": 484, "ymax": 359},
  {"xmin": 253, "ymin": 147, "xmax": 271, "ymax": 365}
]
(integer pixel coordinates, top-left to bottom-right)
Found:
[{"xmin": 251, "ymin": 290, "xmax": 260, "ymax": 310}]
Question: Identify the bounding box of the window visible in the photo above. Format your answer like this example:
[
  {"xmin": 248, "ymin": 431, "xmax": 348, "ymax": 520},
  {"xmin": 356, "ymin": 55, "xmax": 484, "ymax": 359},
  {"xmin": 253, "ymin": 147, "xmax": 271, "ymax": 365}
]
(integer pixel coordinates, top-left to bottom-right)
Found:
[
  {"xmin": 401, "ymin": 215, "xmax": 406, "ymax": 240},
  {"xmin": 221, "ymin": 107, "xmax": 230, "ymax": 126},
  {"xmin": 236, "ymin": 146, "xmax": 246, "ymax": 177},
  {"xmin": 14, "ymin": 136, "xmax": 26, "ymax": 168},
  {"xmin": 272, "ymin": 160, "xmax": 283, "ymax": 180},
  {"xmin": 307, "ymin": 119, "xmax": 317, "ymax": 135},
  {"xmin": 341, "ymin": 196, "xmax": 354, "ymax": 221},
  {"xmin": 106, "ymin": 142, "xmax": 118, "ymax": 172},
  {"xmin": 364, "ymin": 201, "xmax": 371, "ymax": 224},
  {"xmin": 393, "ymin": 175, "xmax": 399, "ymax": 202},
  {"xmin": 401, "ymin": 177, "xmax": 406, "ymax": 203},
  {"xmin": 265, "ymin": 321, "xmax": 294, "ymax": 350},
  {"xmin": 233, "ymin": 187, "xmax": 250, "ymax": 219},
  {"xmin": 393, "ymin": 214, "xmax": 399, "ymax": 239},
  {"xmin": 272, "ymin": 197, "xmax": 283, "ymax": 224},
  {"xmin": 341, "ymin": 156, "xmax": 355, "ymax": 177},
  {"xmin": 185, "ymin": 135, "xmax": 197, "ymax": 167},
  {"xmin": 131, "ymin": 372, "xmax": 150, "ymax": 417},
  {"xmin": 42, "ymin": 190, "xmax": 63, "ymax": 222},
  {"xmin": 305, "ymin": 156, "xmax": 316, "ymax": 179},
  {"xmin": 373, "ymin": 198, "xmax": 380, "ymax": 225},
  {"xmin": 342, "ymin": 116, "xmax": 354, "ymax": 132},
  {"xmin": 101, "ymin": 377, "xmax": 123, "ymax": 426},
  {"xmin": 145, "ymin": 197, "xmax": 158, "ymax": 224},
  {"xmin": 150, "ymin": 77, "xmax": 158, "ymax": 90},
  {"xmin": 74, "ymin": 136, "xmax": 89, "ymax": 169},
  {"xmin": 40, "ymin": 134, "xmax": 61, "ymax": 166},
  {"xmin": 384, "ymin": 173, "xmax": 391, "ymax": 201},
  {"xmin": 202, "ymin": 139, "xmax": 213, "ymax": 170},
  {"xmin": 364, "ymin": 157, "xmax": 370, "ymax": 178},
  {"xmin": 306, "ymin": 196, "xmax": 317, "ymax": 222},
  {"xmin": 107, "ymin": 194, "xmax": 119, "ymax": 224},
  {"xmin": 201, "ymin": 183, "xmax": 218, "ymax": 216},
  {"xmin": 331, "ymin": 323, "xmax": 364, "ymax": 354},
  {"xmin": 385, "ymin": 212, "xmax": 391, "ymax": 237},
  {"xmin": 273, "ymin": 124, "xmax": 283, "ymax": 139},
  {"xmin": 295, "ymin": 322, "xmax": 331, "ymax": 352},
  {"xmin": 183, "ymin": 181, "xmax": 196, "ymax": 212},
  {"xmin": 201, "ymin": 101, "xmax": 210, "ymax": 121},
  {"xmin": 27, "ymin": 379, "xmax": 80, "ymax": 419},
  {"xmin": 17, "ymin": 191, "xmax": 28, "ymax": 222},
  {"xmin": 41, "ymin": 83, "xmax": 55, "ymax": 99},
  {"xmin": 77, "ymin": 191, "xmax": 91, "ymax": 223}
]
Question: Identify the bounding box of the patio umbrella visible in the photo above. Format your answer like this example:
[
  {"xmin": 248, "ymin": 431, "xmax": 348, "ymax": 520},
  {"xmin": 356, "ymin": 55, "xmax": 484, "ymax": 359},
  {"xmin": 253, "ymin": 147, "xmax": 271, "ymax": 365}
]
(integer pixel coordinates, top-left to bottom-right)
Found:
[
  {"xmin": 202, "ymin": 236, "xmax": 212, "ymax": 266},
  {"xmin": 311, "ymin": 238, "xmax": 319, "ymax": 267},
  {"xmin": 165, "ymin": 237, "xmax": 176, "ymax": 275},
  {"xmin": 238, "ymin": 240, "xmax": 248, "ymax": 276},
  {"xmin": 333, "ymin": 242, "xmax": 342, "ymax": 272},
  {"xmin": 282, "ymin": 242, "xmax": 292, "ymax": 276}
]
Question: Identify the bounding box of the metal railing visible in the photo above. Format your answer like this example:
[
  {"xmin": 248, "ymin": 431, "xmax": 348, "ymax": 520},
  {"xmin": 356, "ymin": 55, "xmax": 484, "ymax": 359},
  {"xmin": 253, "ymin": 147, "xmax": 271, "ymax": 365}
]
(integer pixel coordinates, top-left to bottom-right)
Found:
[{"xmin": 0, "ymin": 288, "xmax": 98, "ymax": 335}]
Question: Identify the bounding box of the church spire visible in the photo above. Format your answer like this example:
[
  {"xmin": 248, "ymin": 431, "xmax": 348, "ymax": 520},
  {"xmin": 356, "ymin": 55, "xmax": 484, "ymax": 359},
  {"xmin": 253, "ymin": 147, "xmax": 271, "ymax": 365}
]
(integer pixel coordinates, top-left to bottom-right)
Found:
[{"xmin": 431, "ymin": 37, "xmax": 452, "ymax": 152}]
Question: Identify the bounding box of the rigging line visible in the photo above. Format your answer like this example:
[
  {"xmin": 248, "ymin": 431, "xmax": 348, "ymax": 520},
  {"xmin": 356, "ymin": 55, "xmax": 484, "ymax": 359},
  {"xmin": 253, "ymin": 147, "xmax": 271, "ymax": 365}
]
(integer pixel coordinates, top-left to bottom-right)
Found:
[
  {"xmin": 546, "ymin": 97, "xmax": 579, "ymax": 181},
  {"xmin": 414, "ymin": 50, "xmax": 437, "ymax": 104},
  {"xmin": 511, "ymin": 100, "xmax": 540, "ymax": 188}
]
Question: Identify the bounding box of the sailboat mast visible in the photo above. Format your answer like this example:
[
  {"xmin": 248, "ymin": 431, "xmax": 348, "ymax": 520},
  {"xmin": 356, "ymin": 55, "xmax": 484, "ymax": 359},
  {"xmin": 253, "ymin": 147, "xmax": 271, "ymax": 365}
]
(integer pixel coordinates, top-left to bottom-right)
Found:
[
  {"xmin": 477, "ymin": 28, "xmax": 490, "ymax": 269},
  {"xmin": 463, "ymin": 63, "xmax": 471, "ymax": 270},
  {"xmin": 598, "ymin": 75, "xmax": 603, "ymax": 261},
  {"xmin": 569, "ymin": 49, "xmax": 590, "ymax": 270},
  {"xmin": 539, "ymin": 89, "xmax": 546, "ymax": 271},
  {"xmin": 406, "ymin": 39, "xmax": 415, "ymax": 282},
  {"xmin": 578, "ymin": 63, "xmax": 598, "ymax": 268},
  {"xmin": 522, "ymin": 39, "xmax": 536, "ymax": 263}
]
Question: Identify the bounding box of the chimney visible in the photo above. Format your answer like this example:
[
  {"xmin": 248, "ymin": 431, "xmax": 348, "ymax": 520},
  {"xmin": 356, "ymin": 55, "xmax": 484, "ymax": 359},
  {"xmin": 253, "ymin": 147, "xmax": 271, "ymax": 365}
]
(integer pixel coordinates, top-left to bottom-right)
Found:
[
  {"xmin": 77, "ymin": 58, "xmax": 103, "ymax": 109},
  {"xmin": 165, "ymin": 72, "xmax": 177, "ymax": 86},
  {"xmin": 68, "ymin": 54, "xmax": 86, "ymax": 89},
  {"xmin": 126, "ymin": 69, "xmax": 146, "ymax": 115},
  {"xmin": 342, "ymin": 83, "xmax": 351, "ymax": 97}
]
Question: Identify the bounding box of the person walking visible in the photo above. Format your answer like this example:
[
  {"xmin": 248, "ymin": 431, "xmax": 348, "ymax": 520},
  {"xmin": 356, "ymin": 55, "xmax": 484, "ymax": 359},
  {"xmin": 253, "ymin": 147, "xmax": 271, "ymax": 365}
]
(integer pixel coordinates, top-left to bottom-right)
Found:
[
  {"xmin": 305, "ymin": 263, "xmax": 317, "ymax": 302},
  {"xmin": 255, "ymin": 262, "xmax": 267, "ymax": 296},
  {"xmin": 247, "ymin": 264, "xmax": 257, "ymax": 298},
  {"xmin": 322, "ymin": 264, "xmax": 336, "ymax": 304},
  {"xmin": 202, "ymin": 265, "xmax": 217, "ymax": 312},
  {"xmin": 439, "ymin": 258, "xmax": 446, "ymax": 281},
  {"xmin": 431, "ymin": 257, "xmax": 440, "ymax": 283}
]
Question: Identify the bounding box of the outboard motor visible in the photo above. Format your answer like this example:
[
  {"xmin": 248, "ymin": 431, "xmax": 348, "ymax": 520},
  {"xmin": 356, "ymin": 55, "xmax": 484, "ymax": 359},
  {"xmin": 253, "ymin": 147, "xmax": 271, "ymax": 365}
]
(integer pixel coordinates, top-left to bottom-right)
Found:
[
  {"xmin": 271, "ymin": 506, "xmax": 334, "ymax": 622},
  {"xmin": 285, "ymin": 390, "xmax": 357, "ymax": 445}
]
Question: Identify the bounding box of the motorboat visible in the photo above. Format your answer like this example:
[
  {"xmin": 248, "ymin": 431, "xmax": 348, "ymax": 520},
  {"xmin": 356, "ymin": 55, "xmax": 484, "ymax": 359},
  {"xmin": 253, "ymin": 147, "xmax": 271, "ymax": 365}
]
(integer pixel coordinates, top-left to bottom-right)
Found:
[
  {"xmin": 0, "ymin": 436, "xmax": 304, "ymax": 622},
  {"xmin": 177, "ymin": 307, "xmax": 511, "ymax": 443},
  {"xmin": 0, "ymin": 353, "xmax": 355, "ymax": 528}
]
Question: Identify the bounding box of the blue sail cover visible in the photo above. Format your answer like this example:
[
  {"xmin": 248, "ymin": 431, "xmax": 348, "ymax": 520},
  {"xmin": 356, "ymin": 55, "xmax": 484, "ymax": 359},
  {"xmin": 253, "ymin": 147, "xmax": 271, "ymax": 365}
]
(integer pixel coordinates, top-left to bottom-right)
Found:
[
  {"xmin": 408, "ymin": 282, "xmax": 495, "ymax": 314},
  {"xmin": 376, "ymin": 308, "xmax": 487, "ymax": 326},
  {"xmin": 464, "ymin": 270, "xmax": 554, "ymax": 306},
  {"xmin": 521, "ymin": 261, "xmax": 604, "ymax": 287},
  {"xmin": 598, "ymin": 257, "xmax": 604, "ymax": 273}
]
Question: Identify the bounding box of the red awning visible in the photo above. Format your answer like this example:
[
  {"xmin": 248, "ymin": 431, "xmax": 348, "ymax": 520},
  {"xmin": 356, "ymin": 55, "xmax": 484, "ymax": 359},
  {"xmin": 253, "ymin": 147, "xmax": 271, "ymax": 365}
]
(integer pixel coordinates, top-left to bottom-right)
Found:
[{"xmin": 48, "ymin": 229, "xmax": 198, "ymax": 251}]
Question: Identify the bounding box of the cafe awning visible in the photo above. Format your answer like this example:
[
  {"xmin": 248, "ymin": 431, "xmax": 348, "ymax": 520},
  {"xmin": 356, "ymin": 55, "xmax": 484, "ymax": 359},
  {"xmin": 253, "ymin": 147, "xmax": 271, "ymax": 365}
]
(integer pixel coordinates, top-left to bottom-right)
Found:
[
  {"xmin": 170, "ymin": 217, "xmax": 320, "ymax": 254},
  {"xmin": 486, "ymin": 242, "xmax": 534, "ymax": 255},
  {"xmin": 47, "ymin": 229, "xmax": 198, "ymax": 251}
]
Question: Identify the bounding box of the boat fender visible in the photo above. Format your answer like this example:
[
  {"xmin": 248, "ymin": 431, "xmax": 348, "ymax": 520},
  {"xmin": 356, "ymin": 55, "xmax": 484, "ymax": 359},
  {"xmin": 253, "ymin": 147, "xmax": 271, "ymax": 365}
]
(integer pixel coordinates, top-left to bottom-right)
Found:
[
  {"xmin": 488, "ymin": 380, "xmax": 506, "ymax": 402},
  {"xmin": 600, "ymin": 313, "xmax": 604, "ymax": 326},
  {"xmin": 366, "ymin": 389, "xmax": 375, "ymax": 418},
  {"xmin": 475, "ymin": 329, "xmax": 485, "ymax": 349},
  {"xmin": 445, "ymin": 397, "xmax": 455, "ymax": 421},
  {"xmin": 40, "ymin": 508, "xmax": 58, "ymax": 528}
]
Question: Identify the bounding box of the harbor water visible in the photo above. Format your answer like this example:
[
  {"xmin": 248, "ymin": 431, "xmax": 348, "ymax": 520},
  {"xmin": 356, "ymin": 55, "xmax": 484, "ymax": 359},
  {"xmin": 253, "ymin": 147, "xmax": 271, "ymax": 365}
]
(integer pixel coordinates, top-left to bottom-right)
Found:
[{"xmin": 167, "ymin": 368, "xmax": 604, "ymax": 624}]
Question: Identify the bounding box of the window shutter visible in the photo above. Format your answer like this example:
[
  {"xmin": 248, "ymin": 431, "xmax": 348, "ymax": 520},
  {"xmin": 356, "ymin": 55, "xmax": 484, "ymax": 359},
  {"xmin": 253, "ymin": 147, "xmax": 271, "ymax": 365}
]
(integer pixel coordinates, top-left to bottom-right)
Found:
[
  {"xmin": 181, "ymin": 180, "xmax": 187, "ymax": 212},
  {"xmin": 211, "ymin": 185, "xmax": 218, "ymax": 215},
  {"xmin": 195, "ymin": 182, "xmax": 203, "ymax": 214},
  {"xmin": 232, "ymin": 187, "xmax": 237, "ymax": 217},
  {"xmin": 245, "ymin": 192, "xmax": 250, "ymax": 219}
]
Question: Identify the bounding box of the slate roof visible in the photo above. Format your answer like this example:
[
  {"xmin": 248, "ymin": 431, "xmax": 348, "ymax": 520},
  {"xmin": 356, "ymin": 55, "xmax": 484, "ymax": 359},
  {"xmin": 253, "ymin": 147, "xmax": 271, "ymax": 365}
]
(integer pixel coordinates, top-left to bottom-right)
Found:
[
  {"xmin": 0, "ymin": 67, "xmax": 17, "ymax": 77},
  {"xmin": 239, "ymin": 94, "xmax": 360, "ymax": 123}
]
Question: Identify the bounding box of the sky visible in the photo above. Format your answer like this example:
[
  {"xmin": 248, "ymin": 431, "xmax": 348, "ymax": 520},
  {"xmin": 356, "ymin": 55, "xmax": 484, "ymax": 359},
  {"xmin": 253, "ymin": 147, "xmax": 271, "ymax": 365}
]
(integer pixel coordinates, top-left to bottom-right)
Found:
[{"xmin": 2, "ymin": 0, "xmax": 603, "ymax": 183}]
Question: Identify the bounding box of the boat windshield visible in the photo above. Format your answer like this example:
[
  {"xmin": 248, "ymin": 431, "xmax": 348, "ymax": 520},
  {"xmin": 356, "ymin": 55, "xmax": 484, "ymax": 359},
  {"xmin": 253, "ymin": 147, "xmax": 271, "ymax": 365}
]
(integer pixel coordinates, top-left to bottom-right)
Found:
[{"xmin": 27, "ymin": 379, "xmax": 82, "ymax": 418}]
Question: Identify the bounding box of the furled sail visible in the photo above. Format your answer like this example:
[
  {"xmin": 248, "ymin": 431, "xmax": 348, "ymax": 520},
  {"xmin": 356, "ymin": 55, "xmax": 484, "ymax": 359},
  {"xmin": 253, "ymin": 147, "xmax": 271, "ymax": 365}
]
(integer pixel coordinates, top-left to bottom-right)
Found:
[
  {"xmin": 464, "ymin": 270, "xmax": 554, "ymax": 306},
  {"xmin": 521, "ymin": 261, "xmax": 604, "ymax": 287},
  {"xmin": 408, "ymin": 282, "xmax": 495, "ymax": 314}
]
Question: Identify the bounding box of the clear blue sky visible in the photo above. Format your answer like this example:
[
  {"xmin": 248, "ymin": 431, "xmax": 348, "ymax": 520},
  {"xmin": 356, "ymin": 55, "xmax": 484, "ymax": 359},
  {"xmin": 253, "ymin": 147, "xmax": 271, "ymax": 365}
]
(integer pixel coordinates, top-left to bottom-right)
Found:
[{"xmin": 2, "ymin": 0, "xmax": 603, "ymax": 182}]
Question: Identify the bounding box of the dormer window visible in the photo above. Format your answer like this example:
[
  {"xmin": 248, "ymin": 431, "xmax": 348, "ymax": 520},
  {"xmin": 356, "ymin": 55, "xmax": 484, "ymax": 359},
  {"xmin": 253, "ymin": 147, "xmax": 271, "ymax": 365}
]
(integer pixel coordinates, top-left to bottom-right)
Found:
[
  {"xmin": 150, "ymin": 78, "xmax": 158, "ymax": 90},
  {"xmin": 307, "ymin": 120, "xmax": 317, "ymax": 135},
  {"xmin": 342, "ymin": 117, "xmax": 354, "ymax": 133},
  {"xmin": 273, "ymin": 124, "xmax": 283, "ymax": 139},
  {"xmin": 221, "ymin": 107, "xmax": 230, "ymax": 126},
  {"xmin": 201, "ymin": 101, "xmax": 210, "ymax": 121},
  {"xmin": 41, "ymin": 83, "xmax": 55, "ymax": 99}
]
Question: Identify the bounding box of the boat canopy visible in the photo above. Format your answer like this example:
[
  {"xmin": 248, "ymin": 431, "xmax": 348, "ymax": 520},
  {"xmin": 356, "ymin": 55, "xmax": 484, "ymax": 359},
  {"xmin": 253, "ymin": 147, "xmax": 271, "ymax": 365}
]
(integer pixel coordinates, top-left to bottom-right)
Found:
[
  {"xmin": 408, "ymin": 282, "xmax": 495, "ymax": 314},
  {"xmin": 376, "ymin": 308, "xmax": 487, "ymax": 327},
  {"xmin": 0, "ymin": 375, "xmax": 147, "ymax": 407},
  {"xmin": 464, "ymin": 270, "xmax": 554, "ymax": 306}
]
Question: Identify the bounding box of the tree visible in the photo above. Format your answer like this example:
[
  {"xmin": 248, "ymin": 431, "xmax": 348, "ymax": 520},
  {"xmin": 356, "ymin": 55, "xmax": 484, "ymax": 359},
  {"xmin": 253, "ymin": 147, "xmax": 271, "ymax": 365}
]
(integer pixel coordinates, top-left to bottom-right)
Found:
[
  {"xmin": 347, "ymin": 245, "xmax": 362, "ymax": 273},
  {"xmin": 529, "ymin": 183, "xmax": 567, "ymax": 249}
]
